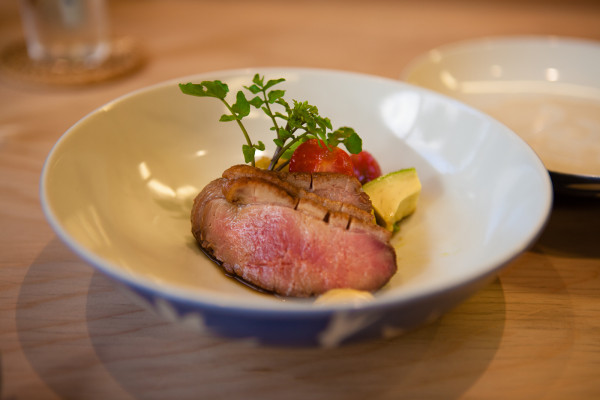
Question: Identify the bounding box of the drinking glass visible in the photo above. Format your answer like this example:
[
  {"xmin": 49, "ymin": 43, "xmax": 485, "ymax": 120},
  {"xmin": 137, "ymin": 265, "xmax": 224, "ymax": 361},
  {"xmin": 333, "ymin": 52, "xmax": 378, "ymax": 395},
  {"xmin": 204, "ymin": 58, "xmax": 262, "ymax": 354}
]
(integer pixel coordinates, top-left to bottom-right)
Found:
[{"xmin": 19, "ymin": 0, "xmax": 110, "ymax": 66}]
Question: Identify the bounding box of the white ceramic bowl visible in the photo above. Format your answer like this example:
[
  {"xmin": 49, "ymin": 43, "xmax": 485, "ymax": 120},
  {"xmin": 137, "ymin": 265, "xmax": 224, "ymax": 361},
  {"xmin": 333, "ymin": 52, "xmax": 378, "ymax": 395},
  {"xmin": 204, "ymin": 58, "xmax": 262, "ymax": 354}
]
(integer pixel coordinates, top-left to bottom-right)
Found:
[
  {"xmin": 41, "ymin": 68, "xmax": 552, "ymax": 346},
  {"xmin": 402, "ymin": 36, "xmax": 600, "ymax": 197}
]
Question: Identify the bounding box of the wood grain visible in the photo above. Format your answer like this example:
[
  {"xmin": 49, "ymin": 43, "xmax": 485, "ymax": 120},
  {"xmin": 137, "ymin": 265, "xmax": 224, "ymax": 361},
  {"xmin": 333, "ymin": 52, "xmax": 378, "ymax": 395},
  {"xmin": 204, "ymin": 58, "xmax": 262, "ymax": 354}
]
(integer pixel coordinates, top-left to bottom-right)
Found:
[{"xmin": 1, "ymin": 1, "xmax": 599, "ymax": 399}]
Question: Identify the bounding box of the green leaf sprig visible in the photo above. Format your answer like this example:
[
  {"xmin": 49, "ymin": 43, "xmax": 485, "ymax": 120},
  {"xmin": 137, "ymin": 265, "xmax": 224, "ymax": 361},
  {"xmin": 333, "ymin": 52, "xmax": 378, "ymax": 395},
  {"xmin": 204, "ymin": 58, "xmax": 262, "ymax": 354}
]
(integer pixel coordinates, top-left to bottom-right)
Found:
[{"xmin": 179, "ymin": 74, "xmax": 362, "ymax": 170}]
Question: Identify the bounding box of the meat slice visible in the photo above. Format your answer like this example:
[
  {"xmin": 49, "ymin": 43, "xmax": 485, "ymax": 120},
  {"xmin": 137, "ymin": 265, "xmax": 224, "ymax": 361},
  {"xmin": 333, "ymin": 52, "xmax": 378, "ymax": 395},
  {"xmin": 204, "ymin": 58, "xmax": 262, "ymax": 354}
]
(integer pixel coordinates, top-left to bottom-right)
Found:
[
  {"xmin": 224, "ymin": 177, "xmax": 295, "ymax": 208},
  {"xmin": 191, "ymin": 165, "xmax": 397, "ymax": 297},
  {"xmin": 308, "ymin": 173, "xmax": 372, "ymax": 211}
]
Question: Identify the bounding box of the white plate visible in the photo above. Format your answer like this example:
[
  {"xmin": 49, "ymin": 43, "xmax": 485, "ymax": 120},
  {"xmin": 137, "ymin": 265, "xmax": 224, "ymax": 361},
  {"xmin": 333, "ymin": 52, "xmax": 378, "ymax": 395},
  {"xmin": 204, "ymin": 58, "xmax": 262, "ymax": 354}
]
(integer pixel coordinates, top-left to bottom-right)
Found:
[
  {"xmin": 402, "ymin": 36, "xmax": 600, "ymax": 197},
  {"xmin": 40, "ymin": 68, "xmax": 552, "ymax": 346}
]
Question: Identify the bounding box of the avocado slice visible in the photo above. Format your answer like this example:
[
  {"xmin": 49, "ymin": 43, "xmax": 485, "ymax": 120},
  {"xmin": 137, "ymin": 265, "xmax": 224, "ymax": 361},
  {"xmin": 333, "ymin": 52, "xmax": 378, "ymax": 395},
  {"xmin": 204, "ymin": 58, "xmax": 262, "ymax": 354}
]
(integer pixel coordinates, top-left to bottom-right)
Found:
[{"xmin": 363, "ymin": 168, "xmax": 421, "ymax": 232}]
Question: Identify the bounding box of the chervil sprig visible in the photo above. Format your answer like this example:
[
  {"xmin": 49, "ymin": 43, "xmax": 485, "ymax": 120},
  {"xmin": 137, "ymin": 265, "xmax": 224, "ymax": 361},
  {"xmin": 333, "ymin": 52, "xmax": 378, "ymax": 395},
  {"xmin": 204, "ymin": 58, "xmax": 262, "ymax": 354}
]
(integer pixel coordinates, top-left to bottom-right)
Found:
[
  {"xmin": 179, "ymin": 74, "xmax": 362, "ymax": 169},
  {"xmin": 178, "ymin": 80, "xmax": 265, "ymax": 166}
]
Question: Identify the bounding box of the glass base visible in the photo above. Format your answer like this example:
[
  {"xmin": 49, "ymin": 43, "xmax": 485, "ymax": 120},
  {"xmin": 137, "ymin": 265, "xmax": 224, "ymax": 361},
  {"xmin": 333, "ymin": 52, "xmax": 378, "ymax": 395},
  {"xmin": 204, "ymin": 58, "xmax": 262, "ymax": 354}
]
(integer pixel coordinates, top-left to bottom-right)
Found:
[{"xmin": 0, "ymin": 36, "xmax": 144, "ymax": 86}]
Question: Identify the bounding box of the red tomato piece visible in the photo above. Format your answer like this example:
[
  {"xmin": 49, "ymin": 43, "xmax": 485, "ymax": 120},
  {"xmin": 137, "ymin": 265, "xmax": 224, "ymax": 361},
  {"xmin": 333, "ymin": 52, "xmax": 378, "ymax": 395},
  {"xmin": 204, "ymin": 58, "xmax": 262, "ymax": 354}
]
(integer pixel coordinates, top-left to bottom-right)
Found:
[
  {"xmin": 288, "ymin": 139, "xmax": 355, "ymax": 177},
  {"xmin": 350, "ymin": 151, "xmax": 382, "ymax": 184}
]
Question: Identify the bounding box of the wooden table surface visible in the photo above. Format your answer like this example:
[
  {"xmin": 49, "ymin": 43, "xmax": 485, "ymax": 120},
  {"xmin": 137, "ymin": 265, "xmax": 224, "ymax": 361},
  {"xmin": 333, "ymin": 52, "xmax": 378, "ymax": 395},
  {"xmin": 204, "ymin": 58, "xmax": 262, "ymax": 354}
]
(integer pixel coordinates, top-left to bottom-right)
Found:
[{"xmin": 1, "ymin": 0, "xmax": 599, "ymax": 399}]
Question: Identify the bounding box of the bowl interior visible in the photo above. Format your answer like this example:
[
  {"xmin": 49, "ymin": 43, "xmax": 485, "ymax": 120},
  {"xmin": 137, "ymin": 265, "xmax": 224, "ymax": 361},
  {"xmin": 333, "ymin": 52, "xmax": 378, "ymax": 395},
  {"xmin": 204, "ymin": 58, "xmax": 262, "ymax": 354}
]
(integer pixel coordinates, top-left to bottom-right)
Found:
[
  {"xmin": 402, "ymin": 36, "xmax": 600, "ymax": 178},
  {"xmin": 41, "ymin": 68, "xmax": 552, "ymax": 311}
]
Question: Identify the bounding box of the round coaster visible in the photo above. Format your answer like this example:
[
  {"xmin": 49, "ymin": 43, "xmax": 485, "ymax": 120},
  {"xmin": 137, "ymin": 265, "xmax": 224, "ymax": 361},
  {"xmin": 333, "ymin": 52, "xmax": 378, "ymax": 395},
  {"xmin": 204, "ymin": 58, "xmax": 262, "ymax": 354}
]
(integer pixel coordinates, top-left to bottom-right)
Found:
[{"xmin": 0, "ymin": 37, "xmax": 144, "ymax": 86}]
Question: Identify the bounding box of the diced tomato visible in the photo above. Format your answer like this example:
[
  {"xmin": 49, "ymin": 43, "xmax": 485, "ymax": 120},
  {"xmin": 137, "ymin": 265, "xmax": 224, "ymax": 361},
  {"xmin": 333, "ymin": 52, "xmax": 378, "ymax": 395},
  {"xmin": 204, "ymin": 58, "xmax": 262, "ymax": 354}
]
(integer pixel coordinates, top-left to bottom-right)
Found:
[
  {"xmin": 350, "ymin": 151, "xmax": 382, "ymax": 184},
  {"xmin": 288, "ymin": 139, "xmax": 355, "ymax": 176}
]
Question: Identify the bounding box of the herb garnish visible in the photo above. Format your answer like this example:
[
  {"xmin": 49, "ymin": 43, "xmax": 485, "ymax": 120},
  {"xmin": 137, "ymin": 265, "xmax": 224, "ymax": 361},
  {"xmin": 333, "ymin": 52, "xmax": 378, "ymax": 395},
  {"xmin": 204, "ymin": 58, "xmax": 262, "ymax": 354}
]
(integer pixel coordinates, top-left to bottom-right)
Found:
[{"xmin": 179, "ymin": 74, "xmax": 362, "ymax": 170}]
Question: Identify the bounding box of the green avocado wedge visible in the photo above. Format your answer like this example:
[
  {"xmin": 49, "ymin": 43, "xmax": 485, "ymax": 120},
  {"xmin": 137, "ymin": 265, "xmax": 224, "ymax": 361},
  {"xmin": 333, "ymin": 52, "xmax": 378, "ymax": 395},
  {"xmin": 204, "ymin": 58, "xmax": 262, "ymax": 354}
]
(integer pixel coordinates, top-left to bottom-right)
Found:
[{"xmin": 363, "ymin": 168, "xmax": 421, "ymax": 232}]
